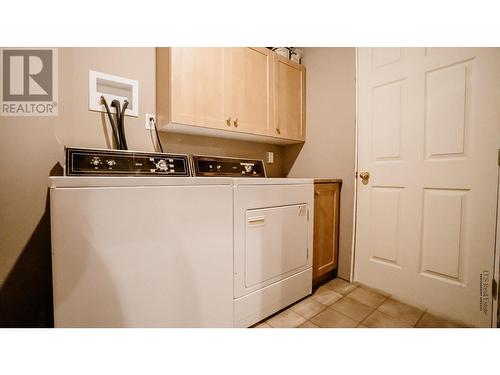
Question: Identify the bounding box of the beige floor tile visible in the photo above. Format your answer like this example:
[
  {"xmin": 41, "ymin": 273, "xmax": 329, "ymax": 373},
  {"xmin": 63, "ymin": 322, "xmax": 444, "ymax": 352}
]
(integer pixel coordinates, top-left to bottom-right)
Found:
[
  {"xmin": 253, "ymin": 322, "xmax": 272, "ymax": 328},
  {"xmin": 330, "ymin": 296, "xmax": 375, "ymax": 322},
  {"xmin": 362, "ymin": 310, "xmax": 412, "ymax": 328},
  {"xmin": 346, "ymin": 286, "xmax": 387, "ymax": 308},
  {"xmin": 415, "ymin": 312, "xmax": 465, "ymax": 328},
  {"xmin": 291, "ymin": 297, "xmax": 328, "ymax": 319},
  {"xmin": 310, "ymin": 308, "xmax": 358, "ymax": 328},
  {"xmin": 378, "ymin": 298, "xmax": 424, "ymax": 326},
  {"xmin": 325, "ymin": 278, "xmax": 358, "ymax": 295},
  {"xmin": 298, "ymin": 321, "xmax": 319, "ymax": 328},
  {"xmin": 311, "ymin": 286, "xmax": 343, "ymax": 306},
  {"xmin": 266, "ymin": 309, "xmax": 306, "ymax": 328}
]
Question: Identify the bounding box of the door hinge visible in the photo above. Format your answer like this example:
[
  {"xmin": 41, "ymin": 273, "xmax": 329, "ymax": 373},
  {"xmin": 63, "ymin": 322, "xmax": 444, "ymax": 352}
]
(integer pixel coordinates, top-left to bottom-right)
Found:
[
  {"xmin": 307, "ymin": 208, "xmax": 310, "ymax": 221},
  {"xmin": 493, "ymin": 278, "xmax": 498, "ymax": 299},
  {"xmin": 498, "ymin": 149, "xmax": 500, "ymax": 166}
]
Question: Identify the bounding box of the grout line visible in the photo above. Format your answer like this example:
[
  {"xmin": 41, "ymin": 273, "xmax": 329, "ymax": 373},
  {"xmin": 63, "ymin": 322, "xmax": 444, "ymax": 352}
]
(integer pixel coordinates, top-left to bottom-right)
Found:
[
  {"xmin": 412, "ymin": 310, "xmax": 427, "ymax": 328},
  {"xmin": 376, "ymin": 295, "xmax": 390, "ymax": 309},
  {"xmin": 305, "ymin": 305, "xmax": 331, "ymax": 322},
  {"xmin": 342, "ymin": 286, "xmax": 359, "ymax": 298},
  {"xmin": 323, "ymin": 304, "xmax": 367, "ymax": 325},
  {"xmin": 360, "ymin": 308, "xmax": 378, "ymax": 326},
  {"xmin": 358, "ymin": 294, "xmax": 391, "ymax": 328}
]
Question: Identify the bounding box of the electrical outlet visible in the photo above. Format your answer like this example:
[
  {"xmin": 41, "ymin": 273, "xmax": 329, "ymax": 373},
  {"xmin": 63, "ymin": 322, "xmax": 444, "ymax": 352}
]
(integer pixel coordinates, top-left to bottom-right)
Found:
[
  {"xmin": 145, "ymin": 113, "xmax": 156, "ymax": 130},
  {"xmin": 266, "ymin": 151, "xmax": 274, "ymax": 164}
]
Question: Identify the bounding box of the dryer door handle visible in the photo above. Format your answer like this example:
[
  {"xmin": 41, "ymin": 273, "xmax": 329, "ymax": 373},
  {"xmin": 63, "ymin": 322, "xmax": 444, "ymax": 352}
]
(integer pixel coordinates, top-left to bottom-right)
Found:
[{"xmin": 247, "ymin": 217, "xmax": 265, "ymax": 226}]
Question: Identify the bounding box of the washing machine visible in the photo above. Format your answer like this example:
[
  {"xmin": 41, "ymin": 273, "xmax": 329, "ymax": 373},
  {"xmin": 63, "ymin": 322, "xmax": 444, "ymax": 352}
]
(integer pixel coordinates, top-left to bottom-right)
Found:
[{"xmin": 50, "ymin": 148, "xmax": 234, "ymax": 327}]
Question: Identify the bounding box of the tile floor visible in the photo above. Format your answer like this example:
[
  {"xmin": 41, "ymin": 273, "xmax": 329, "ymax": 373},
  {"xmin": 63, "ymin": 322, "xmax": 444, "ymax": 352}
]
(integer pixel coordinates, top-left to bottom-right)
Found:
[{"xmin": 253, "ymin": 278, "xmax": 467, "ymax": 328}]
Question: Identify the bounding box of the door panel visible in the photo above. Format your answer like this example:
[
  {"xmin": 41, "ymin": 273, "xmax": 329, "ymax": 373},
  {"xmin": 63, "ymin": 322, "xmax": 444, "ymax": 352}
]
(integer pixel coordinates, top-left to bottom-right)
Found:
[
  {"xmin": 356, "ymin": 47, "xmax": 500, "ymax": 327},
  {"xmin": 170, "ymin": 48, "xmax": 226, "ymax": 129},
  {"xmin": 226, "ymin": 47, "xmax": 273, "ymax": 135},
  {"xmin": 420, "ymin": 188, "xmax": 468, "ymax": 281},
  {"xmin": 370, "ymin": 186, "xmax": 402, "ymax": 266},
  {"xmin": 372, "ymin": 80, "xmax": 404, "ymax": 160},
  {"xmin": 425, "ymin": 61, "xmax": 470, "ymax": 158}
]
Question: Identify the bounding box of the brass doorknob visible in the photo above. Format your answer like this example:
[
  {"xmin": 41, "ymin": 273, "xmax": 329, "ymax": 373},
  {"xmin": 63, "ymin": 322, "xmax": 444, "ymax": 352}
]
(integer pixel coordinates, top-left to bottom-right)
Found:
[{"xmin": 359, "ymin": 171, "xmax": 370, "ymax": 182}]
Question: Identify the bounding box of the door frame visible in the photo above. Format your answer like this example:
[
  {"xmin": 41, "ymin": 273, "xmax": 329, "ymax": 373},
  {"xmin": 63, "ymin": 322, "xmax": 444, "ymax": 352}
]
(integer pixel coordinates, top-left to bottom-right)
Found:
[
  {"xmin": 493, "ymin": 155, "xmax": 500, "ymax": 327},
  {"xmin": 348, "ymin": 47, "xmax": 360, "ymax": 282},
  {"xmin": 350, "ymin": 48, "xmax": 500, "ymax": 327}
]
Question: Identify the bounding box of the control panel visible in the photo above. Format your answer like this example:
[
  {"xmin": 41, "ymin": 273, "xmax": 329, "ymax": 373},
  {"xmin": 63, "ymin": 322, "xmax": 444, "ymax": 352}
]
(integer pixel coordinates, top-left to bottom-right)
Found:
[
  {"xmin": 192, "ymin": 155, "xmax": 266, "ymax": 177},
  {"xmin": 65, "ymin": 147, "xmax": 190, "ymax": 176}
]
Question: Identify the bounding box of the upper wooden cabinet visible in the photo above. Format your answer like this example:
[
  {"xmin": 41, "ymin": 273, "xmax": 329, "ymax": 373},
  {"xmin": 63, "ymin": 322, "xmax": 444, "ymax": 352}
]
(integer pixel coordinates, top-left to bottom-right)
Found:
[
  {"xmin": 225, "ymin": 48, "xmax": 274, "ymax": 136},
  {"xmin": 156, "ymin": 47, "xmax": 306, "ymax": 144},
  {"xmin": 274, "ymin": 56, "xmax": 306, "ymax": 141},
  {"xmin": 169, "ymin": 48, "xmax": 226, "ymax": 130}
]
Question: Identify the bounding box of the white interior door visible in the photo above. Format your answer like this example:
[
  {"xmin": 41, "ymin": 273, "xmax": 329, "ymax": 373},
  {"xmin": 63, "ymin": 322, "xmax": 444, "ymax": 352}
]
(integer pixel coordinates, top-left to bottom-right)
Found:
[{"xmin": 355, "ymin": 48, "xmax": 500, "ymax": 327}]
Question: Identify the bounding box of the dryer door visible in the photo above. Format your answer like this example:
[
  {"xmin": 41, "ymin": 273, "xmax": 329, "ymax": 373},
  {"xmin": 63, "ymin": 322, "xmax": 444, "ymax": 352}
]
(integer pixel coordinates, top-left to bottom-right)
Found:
[
  {"xmin": 245, "ymin": 204, "xmax": 308, "ymax": 288},
  {"xmin": 233, "ymin": 183, "xmax": 313, "ymax": 298}
]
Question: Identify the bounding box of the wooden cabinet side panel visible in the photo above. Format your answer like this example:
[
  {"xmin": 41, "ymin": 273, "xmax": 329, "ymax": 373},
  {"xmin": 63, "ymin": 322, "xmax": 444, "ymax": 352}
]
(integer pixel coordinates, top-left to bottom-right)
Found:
[
  {"xmin": 313, "ymin": 183, "xmax": 340, "ymax": 281},
  {"xmin": 331, "ymin": 183, "xmax": 340, "ymax": 270},
  {"xmin": 156, "ymin": 48, "xmax": 171, "ymax": 127}
]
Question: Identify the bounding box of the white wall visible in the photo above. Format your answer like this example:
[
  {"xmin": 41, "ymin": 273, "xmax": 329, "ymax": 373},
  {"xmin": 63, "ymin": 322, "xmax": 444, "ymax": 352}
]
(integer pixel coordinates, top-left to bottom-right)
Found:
[{"xmin": 285, "ymin": 47, "xmax": 356, "ymax": 280}]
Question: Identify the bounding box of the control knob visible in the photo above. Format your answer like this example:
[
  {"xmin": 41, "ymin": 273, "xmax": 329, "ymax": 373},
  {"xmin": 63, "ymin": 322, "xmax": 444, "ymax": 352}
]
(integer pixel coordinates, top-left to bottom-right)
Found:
[
  {"xmin": 90, "ymin": 157, "xmax": 102, "ymax": 166},
  {"xmin": 156, "ymin": 159, "xmax": 169, "ymax": 171}
]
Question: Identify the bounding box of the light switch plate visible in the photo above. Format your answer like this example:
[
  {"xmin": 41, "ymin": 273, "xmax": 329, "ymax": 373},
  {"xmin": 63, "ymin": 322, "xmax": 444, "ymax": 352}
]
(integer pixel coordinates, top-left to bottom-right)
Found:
[{"xmin": 266, "ymin": 151, "xmax": 274, "ymax": 164}]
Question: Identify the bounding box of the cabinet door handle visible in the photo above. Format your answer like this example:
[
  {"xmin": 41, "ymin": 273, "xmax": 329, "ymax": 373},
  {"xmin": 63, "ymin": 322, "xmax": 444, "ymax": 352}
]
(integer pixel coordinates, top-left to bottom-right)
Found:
[
  {"xmin": 233, "ymin": 117, "xmax": 239, "ymax": 127},
  {"xmin": 226, "ymin": 117, "xmax": 232, "ymax": 127}
]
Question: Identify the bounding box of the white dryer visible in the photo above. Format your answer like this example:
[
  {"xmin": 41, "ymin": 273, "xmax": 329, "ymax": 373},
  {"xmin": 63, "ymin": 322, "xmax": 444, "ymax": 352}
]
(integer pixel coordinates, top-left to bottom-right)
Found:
[
  {"xmin": 192, "ymin": 156, "xmax": 314, "ymax": 327},
  {"xmin": 232, "ymin": 178, "xmax": 313, "ymax": 327}
]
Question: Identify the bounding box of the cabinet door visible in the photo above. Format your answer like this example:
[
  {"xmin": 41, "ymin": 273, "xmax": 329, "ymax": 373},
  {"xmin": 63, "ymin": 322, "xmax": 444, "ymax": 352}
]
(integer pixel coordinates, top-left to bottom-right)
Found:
[
  {"xmin": 170, "ymin": 48, "xmax": 226, "ymax": 129},
  {"xmin": 274, "ymin": 55, "xmax": 306, "ymax": 141},
  {"xmin": 313, "ymin": 182, "xmax": 340, "ymax": 281},
  {"xmin": 226, "ymin": 48, "xmax": 274, "ymax": 136}
]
